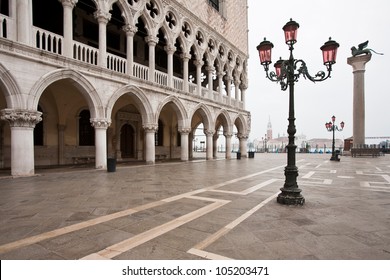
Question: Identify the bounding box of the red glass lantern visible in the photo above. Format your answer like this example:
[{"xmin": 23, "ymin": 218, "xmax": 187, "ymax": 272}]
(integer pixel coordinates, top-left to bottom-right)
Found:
[
  {"xmin": 274, "ymin": 58, "xmax": 284, "ymax": 77},
  {"xmin": 340, "ymin": 121, "xmax": 345, "ymax": 129},
  {"xmin": 256, "ymin": 38, "xmax": 274, "ymax": 66},
  {"xmin": 282, "ymin": 19, "xmax": 299, "ymax": 45},
  {"xmin": 321, "ymin": 38, "xmax": 340, "ymax": 65},
  {"xmin": 332, "ymin": 115, "xmax": 336, "ymax": 123}
]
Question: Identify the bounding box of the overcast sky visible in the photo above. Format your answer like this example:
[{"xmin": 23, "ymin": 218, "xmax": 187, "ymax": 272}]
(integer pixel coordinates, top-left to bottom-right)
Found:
[{"xmin": 246, "ymin": 0, "xmax": 390, "ymax": 143}]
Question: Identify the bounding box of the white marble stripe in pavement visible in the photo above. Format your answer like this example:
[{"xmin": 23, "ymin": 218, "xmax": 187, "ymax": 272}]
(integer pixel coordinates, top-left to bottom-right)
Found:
[
  {"xmin": 0, "ymin": 161, "xmax": 297, "ymax": 255},
  {"xmin": 0, "ymin": 200, "xmax": 166, "ymax": 255},
  {"xmin": 187, "ymin": 192, "xmax": 279, "ymax": 260},
  {"xmin": 81, "ymin": 199, "xmax": 230, "ymax": 260},
  {"xmin": 210, "ymin": 178, "xmax": 280, "ymax": 195}
]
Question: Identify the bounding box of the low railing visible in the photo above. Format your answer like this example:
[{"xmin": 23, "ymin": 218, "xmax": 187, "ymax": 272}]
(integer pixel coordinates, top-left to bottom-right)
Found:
[
  {"xmin": 173, "ymin": 76, "xmax": 183, "ymax": 91},
  {"xmin": 189, "ymin": 83, "xmax": 197, "ymax": 94},
  {"xmin": 33, "ymin": 27, "xmax": 63, "ymax": 55},
  {"xmin": 133, "ymin": 63, "xmax": 149, "ymax": 80},
  {"xmin": 155, "ymin": 70, "xmax": 168, "ymax": 87},
  {"xmin": 107, "ymin": 53, "xmax": 126, "ymax": 74},
  {"xmin": 73, "ymin": 41, "xmax": 98, "ymax": 65}
]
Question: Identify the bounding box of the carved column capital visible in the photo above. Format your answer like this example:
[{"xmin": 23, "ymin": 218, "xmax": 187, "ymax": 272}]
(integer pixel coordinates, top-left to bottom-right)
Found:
[
  {"xmin": 164, "ymin": 44, "xmax": 176, "ymax": 54},
  {"xmin": 180, "ymin": 53, "xmax": 192, "ymax": 61},
  {"xmin": 179, "ymin": 128, "xmax": 191, "ymax": 135},
  {"xmin": 236, "ymin": 133, "xmax": 249, "ymax": 140},
  {"xmin": 145, "ymin": 35, "xmax": 159, "ymax": 46},
  {"xmin": 90, "ymin": 118, "xmax": 111, "ymax": 129},
  {"xmin": 194, "ymin": 60, "xmax": 204, "ymax": 67},
  {"xmin": 0, "ymin": 109, "xmax": 42, "ymax": 128},
  {"xmin": 206, "ymin": 66, "xmax": 215, "ymax": 72},
  {"xmin": 122, "ymin": 24, "xmax": 138, "ymax": 36},
  {"xmin": 204, "ymin": 129, "xmax": 215, "ymax": 136},
  {"xmin": 94, "ymin": 9, "xmax": 111, "ymax": 24},
  {"xmin": 59, "ymin": 0, "xmax": 78, "ymax": 8},
  {"xmin": 143, "ymin": 123, "xmax": 158, "ymax": 133}
]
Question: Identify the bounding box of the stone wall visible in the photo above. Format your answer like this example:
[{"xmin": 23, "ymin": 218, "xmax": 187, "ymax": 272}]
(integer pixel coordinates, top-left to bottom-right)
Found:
[{"xmin": 173, "ymin": 0, "xmax": 248, "ymax": 54}]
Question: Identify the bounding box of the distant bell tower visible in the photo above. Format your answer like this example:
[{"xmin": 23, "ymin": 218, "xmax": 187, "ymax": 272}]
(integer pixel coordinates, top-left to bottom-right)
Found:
[{"xmin": 267, "ymin": 116, "xmax": 272, "ymax": 140}]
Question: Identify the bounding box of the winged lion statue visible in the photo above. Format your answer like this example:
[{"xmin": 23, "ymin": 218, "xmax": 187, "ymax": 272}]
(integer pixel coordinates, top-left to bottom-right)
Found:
[{"xmin": 351, "ymin": 40, "xmax": 384, "ymax": 56}]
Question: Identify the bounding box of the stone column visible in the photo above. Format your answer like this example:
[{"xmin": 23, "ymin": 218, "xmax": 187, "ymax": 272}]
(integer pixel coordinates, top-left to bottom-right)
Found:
[
  {"xmin": 123, "ymin": 24, "xmax": 137, "ymax": 76},
  {"xmin": 347, "ymin": 54, "xmax": 372, "ymax": 147},
  {"xmin": 237, "ymin": 133, "xmax": 248, "ymax": 158},
  {"xmin": 181, "ymin": 53, "xmax": 191, "ymax": 92},
  {"xmin": 91, "ymin": 119, "xmax": 111, "ymax": 169},
  {"xmin": 207, "ymin": 66, "xmax": 215, "ymax": 97},
  {"xmin": 94, "ymin": 9, "xmax": 111, "ymax": 68},
  {"xmin": 60, "ymin": 0, "xmax": 77, "ymax": 58},
  {"xmin": 212, "ymin": 133, "xmax": 219, "ymax": 158},
  {"xmin": 194, "ymin": 60, "xmax": 204, "ymax": 95},
  {"xmin": 0, "ymin": 109, "xmax": 42, "ymax": 176},
  {"xmin": 16, "ymin": 0, "xmax": 32, "ymax": 45},
  {"xmin": 225, "ymin": 74, "xmax": 232, "ymax": 98},
  {"xmin": 165, "ymin": 44, "xmax": 176, "ymax": 87},
  {"xmin": 240, "ymin": 83, "xmax": 248, "ymax": 104},
  {"xmin": 240, "ymin": 64, "xmax": 248, "ymax": 104},
  {"xmin": 204, "ymin": 129, "xmax": 214, "ymax": 160},
  {"xmin": 143, "ymin": 124, "xmax": 157, "ymax": 164},
  {"xmin": 179, "ymin": 128, "xmax": 190, "ymax": 161},
  {"xmin": 224, "ymin": 132, "xmax": 233, "ymax": 159},
  {"xmin": 224, "ymin": 73, "xmax": 232, "ymax": 106},
  {"xmin": 234, "ymin": 78, "xmax": 241, "ymax": 101},
  {"xmin": 146, "ymin": 36, "xmax": 158, "ymax": 82}
]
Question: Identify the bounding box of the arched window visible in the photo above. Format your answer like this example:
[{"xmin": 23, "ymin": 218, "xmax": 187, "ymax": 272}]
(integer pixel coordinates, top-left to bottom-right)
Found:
[
  {"xmin": 155, "ymin": 119, "xmax": 163, "ymax": 146},
  {"xmin": 79, "ymin": 110, "xmax": 94, "ymax": 146},
  {"xmin": 34, "ymin": 105, "xmax": 44, "ymax": 146}
]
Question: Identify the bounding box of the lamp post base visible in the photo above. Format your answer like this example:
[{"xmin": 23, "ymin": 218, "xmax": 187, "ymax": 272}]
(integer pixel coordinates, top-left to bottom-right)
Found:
[
  {"xmin": 330, "ymin": 151, "xmax": 340, "ymax": 161},
  {"xmin": 277, "ymin": 189, "xmax": 305, "ymax": 205},
  {"xmin": 278, "ymin": 165, "xmax": 305, "ymax": 205}
]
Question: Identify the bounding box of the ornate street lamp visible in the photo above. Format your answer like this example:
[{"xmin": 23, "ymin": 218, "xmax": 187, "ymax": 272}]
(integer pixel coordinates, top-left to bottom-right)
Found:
[
  {"xmin": 325, "ymin": 115, "xmax": 344, "ymax": 161},
  {"xmin": 256, "ymin": 19, "xmax": 339, "ymax": 205}
]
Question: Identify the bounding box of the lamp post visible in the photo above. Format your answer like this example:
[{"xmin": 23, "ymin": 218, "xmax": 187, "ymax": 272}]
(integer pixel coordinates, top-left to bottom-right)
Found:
[
  {"xmin": 325, "ymin": 115, "xmax": 344, "ymax": 161},
  {"xmin": 256, "ymin": 19, "xmax": 339, "ymax": 205}
]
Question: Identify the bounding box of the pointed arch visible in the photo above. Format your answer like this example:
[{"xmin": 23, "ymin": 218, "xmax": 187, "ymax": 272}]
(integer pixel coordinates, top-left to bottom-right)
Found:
[
  {"xmin": 156, "ymin": 96, "xmax": 189, "ymax": 129},
  {"xmin": 214, "ymin": 109, "xmax": 233, "ymax": 134},
  {"xmin": 109, "ymin": 0, "xmax": 134, "ymax": 26},
  {"xmin": 107, "ymin": 85, "xmax": 154, "ymax": 125},
  {"xmin": 0, "ymin": 63, "xmax": 23, "ymax": 108},
  {"xmin": 233, "ymin": 113, "xmax": 248, "ymax": 135},
  {"xmin": 190, "ymin": 103, "xmax": 213, "ymax": 130},
  {"xmin": 29, "ymin": 68, "xmax": 103, "ymax": 119}
]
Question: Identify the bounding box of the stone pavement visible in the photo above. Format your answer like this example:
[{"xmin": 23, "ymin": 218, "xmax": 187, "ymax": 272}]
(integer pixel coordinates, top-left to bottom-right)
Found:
[{"xmin": 0, "ymin": 154, "xmax": 389, "ymax": 260}]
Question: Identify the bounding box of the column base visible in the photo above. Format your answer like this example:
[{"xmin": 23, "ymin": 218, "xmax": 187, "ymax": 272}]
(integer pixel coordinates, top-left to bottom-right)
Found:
[{"xmin": 277, "ymin": 187, "xmax": 305, "ymax": 205}]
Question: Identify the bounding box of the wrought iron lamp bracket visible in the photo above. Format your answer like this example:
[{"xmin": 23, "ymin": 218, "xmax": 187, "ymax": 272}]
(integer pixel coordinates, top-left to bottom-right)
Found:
[
  {"xmin": 326, "ymin": 124, "xmax": 343, "ymax": 132},
  {"xmin": 295, "ymin": 59, "xmax": 331, "ymax": 83},
  {"xmin": 264, "ymin": 59, "xmax": 332, "ymax": 91}
]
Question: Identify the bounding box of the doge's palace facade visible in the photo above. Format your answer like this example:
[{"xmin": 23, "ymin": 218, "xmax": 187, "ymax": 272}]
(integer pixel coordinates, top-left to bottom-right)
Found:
[{"xmin": 0, "ymin": 0, "xmax": 250, "ymax": 176}]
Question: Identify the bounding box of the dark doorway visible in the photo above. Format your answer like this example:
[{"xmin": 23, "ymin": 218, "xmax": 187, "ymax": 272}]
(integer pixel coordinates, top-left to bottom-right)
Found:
[{"xmin": 120, "ymin": 124, "xmax": 134, "ymax": 158}]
